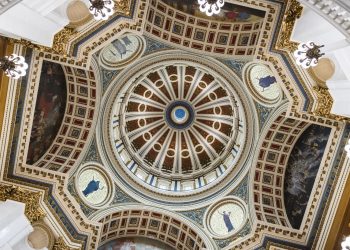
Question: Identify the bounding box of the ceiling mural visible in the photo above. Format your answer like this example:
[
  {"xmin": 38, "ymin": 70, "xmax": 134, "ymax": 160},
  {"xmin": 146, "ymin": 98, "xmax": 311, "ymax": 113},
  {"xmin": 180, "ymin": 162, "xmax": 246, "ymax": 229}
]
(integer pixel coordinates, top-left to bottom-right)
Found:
[
  {"xmin": 160, "ymin": 0, "xmax": 266, "ymax": 22},
  {"xmin": 284, "ymin": 124, "xmax": 331, "ymax": 229},
  {"xmin": 99, "ymin": 33, "xmax": 145, "ymax": 70},
  {"xmin": 27, "ymin": 60, "xmax": 67, "ymax": 165},
  {"xmin": 1, "ymin": 0, "xmax": 350, "ymax": 250},
  {"xmin": 98, "ymin": 237, "xmax": 171, "ymax": 250}
]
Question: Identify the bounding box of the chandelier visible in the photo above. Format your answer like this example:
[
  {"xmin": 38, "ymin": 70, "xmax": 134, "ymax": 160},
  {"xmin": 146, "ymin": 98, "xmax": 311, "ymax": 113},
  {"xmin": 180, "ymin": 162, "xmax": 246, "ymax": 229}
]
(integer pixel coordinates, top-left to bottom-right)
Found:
[
  {"xmin": 342, "ymin": 236, "xmax": 350, "ymax": 250},
  {"xmin": 294, "ymin": 41, "xmax": 325, "ymax": 69},
  {"xmin": 198, "ymin": 0, "xmax": 224, "ymax": 16},
  {"xmin": 88, "ymin": 0, "xmax": 114, "ymax": 21},
  {"xmin": 0, "ymin": 54, "xmax": 28, "ymax": 79}
]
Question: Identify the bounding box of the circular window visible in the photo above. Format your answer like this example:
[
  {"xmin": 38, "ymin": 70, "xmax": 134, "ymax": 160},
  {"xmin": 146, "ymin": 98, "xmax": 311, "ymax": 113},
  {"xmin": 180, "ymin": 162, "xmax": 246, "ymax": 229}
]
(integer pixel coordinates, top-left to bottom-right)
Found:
[
  {"xmin": 75, "ymin": 163, "xmax": 114, "ymax": 208},
  {"xmin": 99, "ymin": 33, "xmax": 145, "ymax": 70},
  {"xmin": 205, "ymin": 197, "xmax": 248, "ymax": 239},
  {"xmin": 245, "ymin": 63, "xmax": 282, "ymax": 105}
]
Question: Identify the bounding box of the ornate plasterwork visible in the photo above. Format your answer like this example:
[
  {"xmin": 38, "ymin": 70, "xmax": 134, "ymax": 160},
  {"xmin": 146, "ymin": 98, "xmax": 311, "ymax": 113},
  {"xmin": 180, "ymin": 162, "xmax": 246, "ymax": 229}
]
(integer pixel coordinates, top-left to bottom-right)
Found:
[
  {"xmin": 276, "ymin": 0, "xmax": 303, "ymax": 52},
  {"xmin": 99, "ymin": 50, "xmax": 258, "ymax": 207},
  {"xmin": 0, "ymin": 183, "xmax": 45, "ymax": 223},
  {"xmin": 1, "ymin": 0, "xmax": 350, "ymax": 250}
]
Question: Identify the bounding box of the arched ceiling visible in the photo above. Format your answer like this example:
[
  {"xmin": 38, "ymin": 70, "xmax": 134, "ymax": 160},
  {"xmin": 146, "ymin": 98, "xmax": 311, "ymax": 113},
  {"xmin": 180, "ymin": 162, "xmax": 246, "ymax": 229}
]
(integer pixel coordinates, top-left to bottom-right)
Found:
[{"xmin": 0, "ymin": 0, "xmax": 349, "ymax": 250}]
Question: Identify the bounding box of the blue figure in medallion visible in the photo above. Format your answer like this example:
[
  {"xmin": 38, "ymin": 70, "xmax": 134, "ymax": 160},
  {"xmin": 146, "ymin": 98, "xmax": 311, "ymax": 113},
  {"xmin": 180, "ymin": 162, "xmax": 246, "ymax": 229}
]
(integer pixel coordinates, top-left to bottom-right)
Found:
[
  {"xmin": 256, "ymin": 75, "xmax": 277, "ymax": 91},
  {"xmin": 82, "ymin": 176, "xmax": 104, "ymax": 197},
  {"xmin": 219, "ymin": 211, "xmax": 234, "ymax": 232}
]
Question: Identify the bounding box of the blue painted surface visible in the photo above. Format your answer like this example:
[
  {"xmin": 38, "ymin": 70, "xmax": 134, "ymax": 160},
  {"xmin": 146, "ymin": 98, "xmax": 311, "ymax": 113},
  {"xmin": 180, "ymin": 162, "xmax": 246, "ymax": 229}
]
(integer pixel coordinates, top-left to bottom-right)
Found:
[
  {"xmin": 175, "ymin": 108, "xmax": 185, "ymax": 119},
  {"xmin": 82, "ymin": 178, "xmax": 103, "ymax": 197},
  {"xmin": 258, "ymin": 75, "xmax": 277, "ymax": 90}
]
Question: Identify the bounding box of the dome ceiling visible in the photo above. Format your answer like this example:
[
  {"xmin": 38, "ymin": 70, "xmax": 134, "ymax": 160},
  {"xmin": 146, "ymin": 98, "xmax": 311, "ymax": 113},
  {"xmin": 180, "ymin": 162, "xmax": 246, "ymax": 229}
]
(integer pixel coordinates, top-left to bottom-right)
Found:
[
  {"xmin": 1, "ymin": 0, "xmax": 349, "ymax": 249},
  {"xmin": 123, "ymin": 64, "xmax": 237, "ymax": 175},
  {"xmin": 103, "ymin": 51, "xmax": 255, "ymax": 200}
]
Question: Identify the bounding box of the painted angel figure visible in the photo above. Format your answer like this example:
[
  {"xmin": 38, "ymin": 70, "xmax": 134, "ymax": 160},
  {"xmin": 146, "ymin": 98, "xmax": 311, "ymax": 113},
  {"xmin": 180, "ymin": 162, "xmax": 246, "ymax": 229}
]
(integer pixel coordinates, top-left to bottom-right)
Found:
[{"xmin": 218, "ymin": 211, "xmax": 234, "ymax": 232}]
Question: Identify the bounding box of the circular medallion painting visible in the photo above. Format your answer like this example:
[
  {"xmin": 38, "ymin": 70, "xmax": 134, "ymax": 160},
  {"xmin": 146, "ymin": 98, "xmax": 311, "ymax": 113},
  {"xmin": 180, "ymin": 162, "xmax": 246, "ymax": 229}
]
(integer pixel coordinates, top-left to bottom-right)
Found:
[
  {"xmin": 99, "ymin": 33, "xmax": 144, "ymax": 69},
  {"xmin": 75, "ymin": 164, "xmax": 113, "ymax": 208},
  {"xmin": 246, "ymin": 64, "xmax": 281, "ymax": 105},
  {"xmin": 205, "ymin": 197, "xmax": 247, "ymax": 238}
]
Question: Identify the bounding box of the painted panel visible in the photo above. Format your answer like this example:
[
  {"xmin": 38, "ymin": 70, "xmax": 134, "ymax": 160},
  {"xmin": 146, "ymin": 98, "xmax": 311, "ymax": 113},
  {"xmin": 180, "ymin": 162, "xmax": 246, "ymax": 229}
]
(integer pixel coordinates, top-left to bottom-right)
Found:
[
  {"xmin": 98, "ymin": 237, "xmax": 171, "ymax": 250},
  {"xmin": 284, "ymin": 124, "xmax": 331, "ymax": 229},
  {"xmin": 27, "ymin": 61, "xmax": 67, "ymax": 164},
  {"xmin": 161, "ymin": 0, "xmax": 265, "ymax": 22}
]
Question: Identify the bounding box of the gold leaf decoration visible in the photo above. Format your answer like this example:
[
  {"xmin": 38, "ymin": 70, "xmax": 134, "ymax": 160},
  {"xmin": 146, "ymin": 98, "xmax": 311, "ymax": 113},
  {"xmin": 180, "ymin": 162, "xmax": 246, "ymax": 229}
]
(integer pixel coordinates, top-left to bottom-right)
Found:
[
  {"xmin": 312, "ymin": 86, "xmax": 334, "ymax": 117},
  {"xmin": 276, "ymin": 0, "xmax": 303, "ymax": 51},
  {"xmin": 53, "ymin": 237, "xmax": 80, "ymax": 250},
  {"xmin": 115, "ymin": 0, "xmax": 131, "ymax": 15},
  {"xmin": 51, "ymin": 27, "xmax": 76, "ymax": 55},
  {"xmin": 0, "ymin": 184, "xmax": 45, "ymax": 223}
]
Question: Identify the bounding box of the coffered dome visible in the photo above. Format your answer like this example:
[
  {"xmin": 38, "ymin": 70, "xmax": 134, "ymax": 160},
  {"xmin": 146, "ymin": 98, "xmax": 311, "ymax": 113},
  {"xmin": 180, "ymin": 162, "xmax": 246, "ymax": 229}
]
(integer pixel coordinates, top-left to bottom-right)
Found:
[{"xmin": 101, "ymin": 51, "xmax": 256, "ymax": 205}]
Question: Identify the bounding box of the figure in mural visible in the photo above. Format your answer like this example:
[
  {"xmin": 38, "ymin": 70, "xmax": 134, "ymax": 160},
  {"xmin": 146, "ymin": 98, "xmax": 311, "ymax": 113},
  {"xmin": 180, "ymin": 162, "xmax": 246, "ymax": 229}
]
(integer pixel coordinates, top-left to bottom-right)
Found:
[
  {"xmin": 218, "ymin": 211, "xmax": 234, "ymax": 232},
  {"xmin": 284, "ymin": 124, "xmax": 331, "ymax": 229},
  {"xmin": 82, "ymin": 177, "xmax": 104, "ymax": 197},
  {"xmin": 27, "ymin": 61, "xmax": 67, "ymax": 165},
  {"xmin": 111, "ymin": 38, "xmax": 132, "ymax": 58},
  {"xmin": 256, "ymin": 75, "xmax": 277, "ymax": 91}
]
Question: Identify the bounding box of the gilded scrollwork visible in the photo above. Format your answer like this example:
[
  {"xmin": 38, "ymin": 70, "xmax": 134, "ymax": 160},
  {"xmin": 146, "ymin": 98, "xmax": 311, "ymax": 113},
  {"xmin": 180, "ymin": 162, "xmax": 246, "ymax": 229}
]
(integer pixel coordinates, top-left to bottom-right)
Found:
[
  {"xmin": 8, "ymin": 26, "xmax": 76, "ymax": 56},
  {"xmin": 312, "ymin": 86, "xmax": 334, "ymax": 117},
  {"xmin": 276, "ymin": 0, "xmax": 303, "ymax": 51},
  {"xmin": 0, "ymin": 184, "xmax": 45, "ymax": 223},
  {"xmin": 53, "ymin": 237, "xmax": 80, "ymax": 250},
  {"xmin": 115, "ymin": 0, "xmax": 131, "ymax": 15}
]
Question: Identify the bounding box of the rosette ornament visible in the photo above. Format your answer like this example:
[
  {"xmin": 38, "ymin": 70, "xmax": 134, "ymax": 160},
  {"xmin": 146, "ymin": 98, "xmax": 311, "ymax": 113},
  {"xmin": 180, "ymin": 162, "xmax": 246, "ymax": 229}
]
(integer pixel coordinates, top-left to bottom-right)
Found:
[
  {"xmin": 88, "ymin": 0, "xmax": 114, "ymax": 21},
  {"xmin": 198, "ymin": 0, "xmax": 224, "ymax": 16},
  {"xmin": 0, "ymin": 54, "xmax": 28, "ymax": 79},
  {"xmin": 293, "ymin": 41, "xmax": 325, "ymax": 69}
]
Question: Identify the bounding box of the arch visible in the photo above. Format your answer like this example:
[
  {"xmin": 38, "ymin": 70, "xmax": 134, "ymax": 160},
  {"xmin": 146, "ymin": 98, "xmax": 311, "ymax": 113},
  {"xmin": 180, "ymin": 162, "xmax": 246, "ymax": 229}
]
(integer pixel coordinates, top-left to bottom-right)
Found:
[
  {"xmin": 90, "ymin": 205, "xmax": 216, "ymax": 250},
  {"xmin": 250, "ymin": 104, "xmax": 309, "ymax": 227},
  {"xmin": 25, "ymin": 56, "xmax": 101, "ymax": 173}
]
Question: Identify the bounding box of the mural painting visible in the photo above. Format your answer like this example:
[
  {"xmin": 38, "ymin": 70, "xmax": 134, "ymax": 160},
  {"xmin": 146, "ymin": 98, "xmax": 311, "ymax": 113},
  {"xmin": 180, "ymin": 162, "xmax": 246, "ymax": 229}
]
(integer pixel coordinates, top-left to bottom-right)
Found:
[
  {"xmin": 249, "ymin": 64, "xmax": 280, "ymax": 101},
  {"xmin": 27, "ymin": 61, "xmax": 67, "ymax": 164},
  {"xmin": 98, "ymin": 237, "xmax": 170, "ymax": 250},
  {"xmin": 161, "ymin": 0, "xmax": 265, "ymax": 22},
  {"xmin": 284, "ymin": 124, "xmax": 331, "ymax": 229},
  {"xmin": 209, "ymin": 202, "xmax": 245, "ymax": 236},
  {"xmin": 99, "ymin": 34, "xmax": 143, "ymax": 69},
  {"xmin": 78, "ymin": 168, "xmax": 109, "ymax": 205}
]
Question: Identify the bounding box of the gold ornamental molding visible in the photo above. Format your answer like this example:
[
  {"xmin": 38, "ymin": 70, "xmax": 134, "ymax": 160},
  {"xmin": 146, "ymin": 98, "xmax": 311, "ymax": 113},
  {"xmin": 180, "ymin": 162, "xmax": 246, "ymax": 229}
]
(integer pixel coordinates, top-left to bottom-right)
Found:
[
  {"xmin": 9, "ymin": 26, "xmax": 76, "ymax": 56},
  {"xmin": 53, "ymin": 237, "xmax": 80, "ymax": 250},
  {"xmin": 276, "ymin": 0, "xmax": 303, "ymax": 51},
  {"xmin": 9, "ymin": 0, "xmax": 131, "ymax": 56},
  {"xmin": 0, "ymin": 184, "xmax": 45, "ymax": 223}
]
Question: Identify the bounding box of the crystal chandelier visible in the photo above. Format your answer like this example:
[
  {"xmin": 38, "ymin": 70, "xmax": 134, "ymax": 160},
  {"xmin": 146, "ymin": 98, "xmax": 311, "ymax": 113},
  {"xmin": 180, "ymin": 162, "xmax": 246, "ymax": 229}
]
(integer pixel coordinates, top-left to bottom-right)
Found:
[
  {"xmin": 88, "ymin": 0, "xmax": 114, "ymax": 21},
  {"xmin": 198, "ymin": 0, "xmax": 224, "ymax": 16},
  {"xmin": 294, "ymin": 41, "xmax": 325, "ymax": 69},
  {"xmin": 0, "ymin": 54, "xmax": 28, "ymax": 79}
]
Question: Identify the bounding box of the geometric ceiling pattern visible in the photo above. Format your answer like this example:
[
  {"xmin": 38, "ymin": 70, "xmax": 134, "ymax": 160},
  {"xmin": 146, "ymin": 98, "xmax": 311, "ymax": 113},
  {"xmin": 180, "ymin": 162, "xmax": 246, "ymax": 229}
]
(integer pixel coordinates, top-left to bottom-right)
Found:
[{"xmin": 0, "ymin": 0, "xmax": 349, "ymax": 250}]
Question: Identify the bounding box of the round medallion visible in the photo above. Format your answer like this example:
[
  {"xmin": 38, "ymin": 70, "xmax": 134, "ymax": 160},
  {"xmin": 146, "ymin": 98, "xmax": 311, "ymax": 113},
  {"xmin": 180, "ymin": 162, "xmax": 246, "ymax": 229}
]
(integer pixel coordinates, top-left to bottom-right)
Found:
[
  {"xmin": 75, "ymin": 163, "xmax": 114, "ymax": 208},
  {"xmin": 205, "ymin": 197, "xmax": 248, "ymax": 239},
  {"xmin": 245, "ymin": 63, "xmax": 282, "ymax": 106},
  {"xmin": 99, "ymin": 33, "xmax": 145, "ymax": 70}
]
